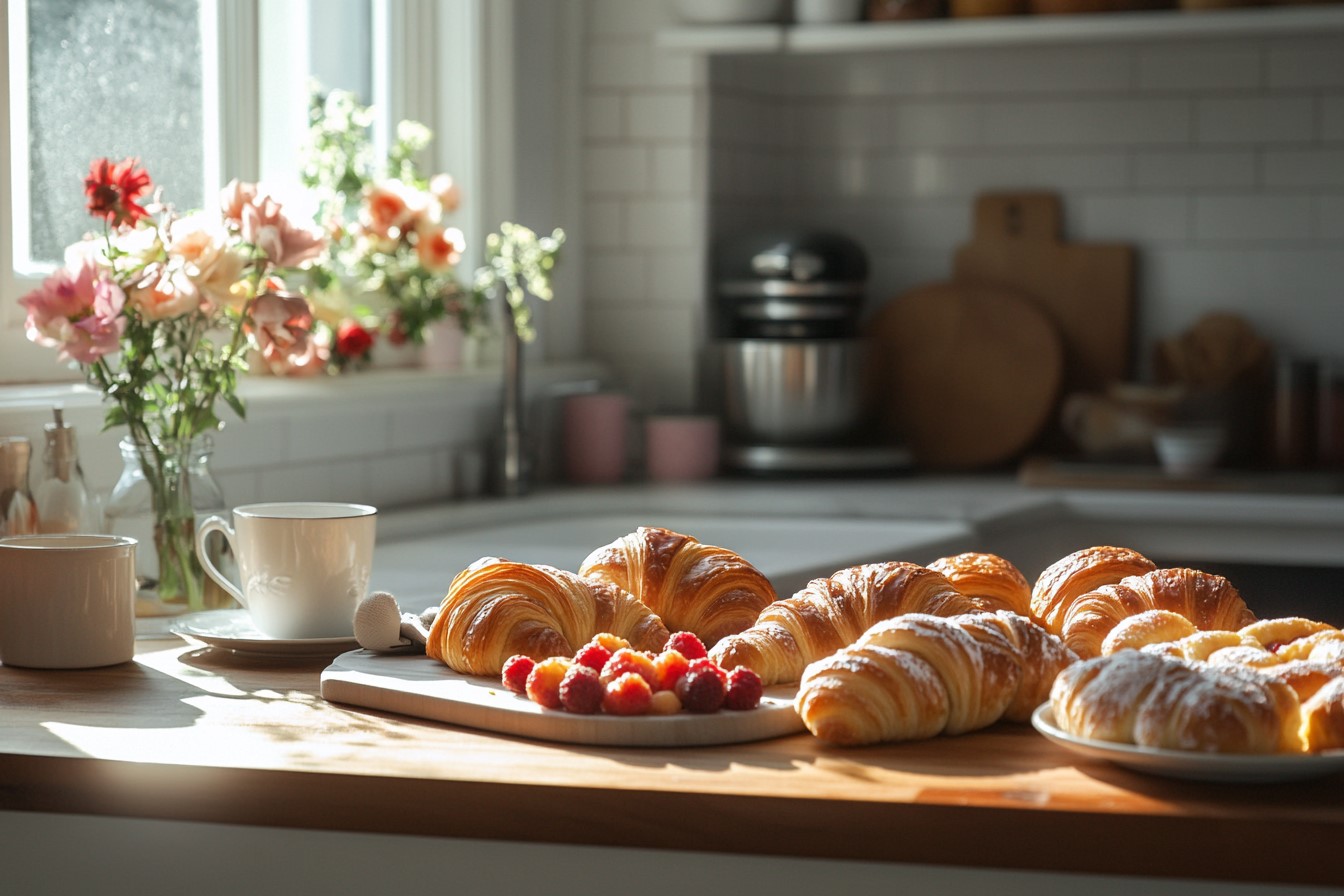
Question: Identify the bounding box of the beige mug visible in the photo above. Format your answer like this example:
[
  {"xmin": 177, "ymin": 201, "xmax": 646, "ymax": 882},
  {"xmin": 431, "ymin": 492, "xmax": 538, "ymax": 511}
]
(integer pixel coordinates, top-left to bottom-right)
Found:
[
  {"xmin": 195, "ymin": 502, "xmax": 376, "ymax": 640},
  {"xmin": 0, "ymin": 534, "xmax": 137, "ymax": 668}
]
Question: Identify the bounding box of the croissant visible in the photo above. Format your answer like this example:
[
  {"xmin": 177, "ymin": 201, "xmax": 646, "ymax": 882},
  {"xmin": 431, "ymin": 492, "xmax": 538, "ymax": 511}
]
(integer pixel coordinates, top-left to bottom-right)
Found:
[
  {"xmin": 927, "ymin": 552, "xmax": 1032, "ymax": 617},
  {"xmin": 426, "ymin": 557, "xmax": 671, "ymax": 676},
  {"xmin": 578, "ymin": 526, "xmax": 776, "ymax": 647},
  {"xmin": 1050, "ymin": 651, "xmax": 1300, "ymax": 754},
  {"xmin": 1031, "ymin": 546, "xmax": 1156, "ymax": 634},
  {"xmin": 1044, "ymin": 560, "xmax": 1256, "ymax": 659},
  {"xmin": 708, "ymin": 562, "xmax": 977, "ymax": 685},
  {"xmin": 795, "ymin": 611, "xmax": 1076, "ymax": 746}
]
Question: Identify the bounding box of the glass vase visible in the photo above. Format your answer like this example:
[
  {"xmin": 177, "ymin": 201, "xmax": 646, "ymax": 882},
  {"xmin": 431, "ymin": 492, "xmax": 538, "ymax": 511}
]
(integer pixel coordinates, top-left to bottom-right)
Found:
[{"xmin": 104, "ymin": 435, "xmax": 230, "ymax": 615}]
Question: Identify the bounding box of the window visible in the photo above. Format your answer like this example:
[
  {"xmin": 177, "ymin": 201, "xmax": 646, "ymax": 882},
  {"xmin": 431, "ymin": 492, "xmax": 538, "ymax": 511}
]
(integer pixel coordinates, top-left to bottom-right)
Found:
[{"xmin": 2, "ymin": 0, "xmax": 485, "ymax": 384}]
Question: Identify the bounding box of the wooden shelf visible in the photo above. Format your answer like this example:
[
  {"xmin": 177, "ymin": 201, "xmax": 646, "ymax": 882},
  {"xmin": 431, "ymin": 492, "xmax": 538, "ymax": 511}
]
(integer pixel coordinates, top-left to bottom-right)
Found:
[{"xmin": 657, "ymin": 6, "xmax": 1344, "ymax": 54}]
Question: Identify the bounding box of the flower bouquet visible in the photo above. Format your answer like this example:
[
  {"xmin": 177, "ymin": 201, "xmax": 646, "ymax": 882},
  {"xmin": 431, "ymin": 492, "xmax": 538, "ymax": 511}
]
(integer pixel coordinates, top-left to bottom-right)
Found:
[
  {"xmin": 19, "ymin": 157, "xmax": 325, "ymax": 610},
  {"xmin": 301, "ymin": 87, "xmax": 477, "ymax": 366}
]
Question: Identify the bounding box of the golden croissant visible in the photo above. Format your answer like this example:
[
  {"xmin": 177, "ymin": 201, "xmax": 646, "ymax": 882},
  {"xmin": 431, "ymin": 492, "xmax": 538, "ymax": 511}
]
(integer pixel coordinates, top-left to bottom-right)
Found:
[
  {"xmin": 1032, "ymin": 546, "xmax": 1255, "ymax": 658},
  {"xmin": 709, "ymin": 562, "xmax": 978, "ymax": 686},
  {"xmin": 578, "ymin": 526, "xmax": 776, "ymax": 647},
  {"xmin": 927, "ymin": 552, "xmax": 1032, "ymax": 618},
  {"xmin": 795, "ymin": 611, "xmax": 1076, "ymax": 746},
  {"xmin": 426, "ymin": 556, "xmax": 671, "ymax": 676},
  {"xmin": 1050, "ymin": 650, "xmax": 1300, "ymax": 754}
]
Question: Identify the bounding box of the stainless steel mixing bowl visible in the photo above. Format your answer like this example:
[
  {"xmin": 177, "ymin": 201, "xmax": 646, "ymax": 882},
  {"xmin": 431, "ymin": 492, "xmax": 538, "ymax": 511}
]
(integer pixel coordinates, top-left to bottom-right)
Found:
[{"xmin": 716, "ymin": 338, "xmax": 867, "ymax": 445}]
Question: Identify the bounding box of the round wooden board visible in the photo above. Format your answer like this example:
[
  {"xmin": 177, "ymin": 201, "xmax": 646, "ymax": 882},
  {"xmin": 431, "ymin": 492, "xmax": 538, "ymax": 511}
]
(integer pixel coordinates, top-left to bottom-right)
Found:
[
  {"xmin": 866, "ymin": 281, "xmax": 1064, "ymax": 470},
  {"xmin": 320, "ymin": 650, "xmax": 806, "ymax": 747}
]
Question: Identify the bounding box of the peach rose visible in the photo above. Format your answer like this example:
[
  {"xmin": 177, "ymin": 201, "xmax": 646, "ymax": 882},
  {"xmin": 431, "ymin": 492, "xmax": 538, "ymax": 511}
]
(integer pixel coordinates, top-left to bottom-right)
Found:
[
  {"xmin": 127, "ymin": 263, "xmax": 203, "ymax": 321},
  {"xmin": 167, "ymin": 213, "xmax": 248, "ymax": 310},
  {"xmin": 415, "ymin": 224, "xmax": 465, "ymax": 272}
]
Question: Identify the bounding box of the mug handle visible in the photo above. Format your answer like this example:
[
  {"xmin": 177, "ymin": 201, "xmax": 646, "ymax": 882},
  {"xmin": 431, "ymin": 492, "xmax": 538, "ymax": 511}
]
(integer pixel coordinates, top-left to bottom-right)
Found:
[{"xmin": 195, "ymin": 514, "xmax": 247, "ymax": 609}]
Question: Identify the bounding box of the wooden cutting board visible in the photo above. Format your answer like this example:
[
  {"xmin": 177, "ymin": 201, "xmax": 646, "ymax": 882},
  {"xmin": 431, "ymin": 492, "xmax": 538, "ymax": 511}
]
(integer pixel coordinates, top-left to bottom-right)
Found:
[
  {"xmin": 953, "ymin": 192, "xmax": 1135, "ymax": 394},
  {"xmin": 320, "ymin": 649, "xmax": 805, "ymax": 747},
  {"xmin": 866, "ymin": 280, "xmax": 1064, "ymax": 470}
]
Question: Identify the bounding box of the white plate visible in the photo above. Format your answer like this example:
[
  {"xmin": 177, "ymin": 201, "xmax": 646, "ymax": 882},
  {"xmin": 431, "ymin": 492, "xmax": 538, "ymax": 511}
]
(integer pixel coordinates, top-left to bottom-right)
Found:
[
  {"xmin": 320, "ymin": 649, "xmax": 805, "ymax": 747},
  {"xmin": 170, "ymin": 609, "xmax": 359, "ymax": 657},
  {"xmin": 1031, "ymin": 703, "xmax": 1344, "ymax": 784}
]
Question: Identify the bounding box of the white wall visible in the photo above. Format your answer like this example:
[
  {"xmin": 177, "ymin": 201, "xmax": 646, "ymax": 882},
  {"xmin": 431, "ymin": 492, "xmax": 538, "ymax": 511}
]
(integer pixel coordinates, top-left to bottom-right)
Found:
[{"xmin": 577, "ymin": 4, "xmax": 1344, "ymax": 405}]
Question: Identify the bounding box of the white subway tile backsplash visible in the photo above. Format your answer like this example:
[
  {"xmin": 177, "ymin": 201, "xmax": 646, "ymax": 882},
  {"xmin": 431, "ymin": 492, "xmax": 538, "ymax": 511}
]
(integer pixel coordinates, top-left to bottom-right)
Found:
[
  {"xmin": 1192, "ymin": 194, "xmax": 1316, "ymax": 242},
  {"xmin": 1320, "ymin": 195, "xmax": 1344, "ymax": 240},
  {"xmin": 935, "ymin": 46, "xmax": 1133, "ymax": 96},
  {"xmin": 1131, "ymin": 150, "xmax": 1257, "ymax": 189},
  {"xmin": 626, "ymin": 197, "xmax": 701, "ymax": 248},
  {"xmin": 647, "ymin": 250, "xmax": 707, "ymax": 305},
  {"xmin": 651, "ymin": 144, "xmax": 697, "ymax": 194},
  {"xmin": 584, "ymin": 144, "xmax": 651, "ymax": 194},
  {"xmin": 586, "ymin": 0, "xmax": 675, "ymax": 36},
  {"xmin": 1323, "ymin": 94, "xmax": 1344, "ymax": 141},
  {"xmin": 588, "ymin": 251, "xmax": 651, "ymax": 303},
  {"xmin": 586, "ymin": 39, "xmax": 659, "ymax": 90},
  {"xmin": 1076, "ymin": 195, "xmax": 1191, "ymax": 243},
  {"xmin": 1263, "ymin": 150, "xmax": 1344, "ymax": 189},
  {"xmin": 1136, "ymin": 43, "xmax": 1262, "ymax": 92},
  {"xmin": 889, "ymin": 102, "xmax": 982, "ymax": 149},
  {"xmin": 981, "ymin": 98, "xmax": 1190, "ymax": 147},
  {"xmin": 583, "ymin": 198, "xmax": 626, "ymax": 248},
  {"xmin": 1195, "ymin": 96, "xmax": 1314, "ymax": 144},
  {"xmin": 584, "ymin": 94, "xmax": 623, "ymax": 139},
  {"xmin": 628, "ymin": 93, "xmax": 700, "ymax": 141},
  {"xmin": 1267, "ymin": 38, "xmax": 1344, "ymax": 89}
]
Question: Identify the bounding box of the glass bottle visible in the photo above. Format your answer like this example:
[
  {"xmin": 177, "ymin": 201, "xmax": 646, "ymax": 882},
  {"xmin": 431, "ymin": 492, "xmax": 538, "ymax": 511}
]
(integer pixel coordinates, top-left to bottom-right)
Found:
[
  {"xmin": 0, "ymin": 436, "xmax": 39, "ymax": 537},
  {"xmin": 35, "ymin": 407, "xmax": 98, "ymax": 534},
  {"xmin": 104, "ymin": 435, "xmax": 232, "ymax": 613}
]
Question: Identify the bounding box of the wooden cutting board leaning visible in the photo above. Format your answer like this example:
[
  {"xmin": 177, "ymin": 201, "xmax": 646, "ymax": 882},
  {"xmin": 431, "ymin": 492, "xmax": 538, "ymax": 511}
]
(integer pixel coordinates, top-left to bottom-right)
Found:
[
  {"xmin": 867, "ymin": 191, "xmax": 1136, "ymax": 470},
  {"xmin": 953, "ymin": 191, "xmax": 1136, "ymax": 395},
  {"xmin": 866, "ymin": 281, "xmax": 1064, "ymax": 470}
]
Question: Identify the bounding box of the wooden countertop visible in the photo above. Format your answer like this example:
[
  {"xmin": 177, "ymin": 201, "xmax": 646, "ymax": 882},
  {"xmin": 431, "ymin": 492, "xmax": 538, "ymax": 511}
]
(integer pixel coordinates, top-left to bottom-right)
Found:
[{"xmin": 1, "ymin": 638, "xmax": 1341, "ymax": 889}]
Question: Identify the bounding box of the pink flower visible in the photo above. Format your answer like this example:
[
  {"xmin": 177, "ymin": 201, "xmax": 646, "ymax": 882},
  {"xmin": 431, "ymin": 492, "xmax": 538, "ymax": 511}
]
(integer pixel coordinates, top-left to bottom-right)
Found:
[
  {"xmin": 19, "ymin": 258, "xmax": 126, "ymax": 363},
  {"xmin": 221, "ymin": 179, "xmax": 326, "ymax": 269},
  {"xmin": 247, "ymin": 292, "xmax": 318, "ymax": 373},
  {"xmin": 415, "ymin": 224, "xmax": 464, "ymax": 272},
  {"xmin": 127, "ymin": 263, "xmax": 203, "ymax": 321},
  {"xmin": 167, "ymin": 213, "xmax": 248, "ymax": 310}
]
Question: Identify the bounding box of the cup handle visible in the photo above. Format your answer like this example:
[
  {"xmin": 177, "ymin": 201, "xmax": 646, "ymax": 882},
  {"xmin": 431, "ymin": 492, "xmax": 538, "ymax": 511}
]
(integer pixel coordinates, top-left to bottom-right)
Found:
[{"xmin": 195, "ymin": 514, "xmax": 246, "ymax": 609}]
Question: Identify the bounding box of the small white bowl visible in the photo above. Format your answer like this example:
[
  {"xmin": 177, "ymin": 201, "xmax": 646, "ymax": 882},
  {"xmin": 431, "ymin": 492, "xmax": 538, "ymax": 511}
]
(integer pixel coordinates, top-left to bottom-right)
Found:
[{"xmin": 1153, "ymin": 425, "xmax": 1226, "ymax": 478}]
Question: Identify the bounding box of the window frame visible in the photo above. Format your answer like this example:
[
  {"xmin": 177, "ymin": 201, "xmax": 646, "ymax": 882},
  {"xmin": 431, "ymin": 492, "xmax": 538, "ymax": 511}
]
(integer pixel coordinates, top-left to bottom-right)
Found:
[{"xmin": 1, "ymin": 0, "xmax": 498, "ymax": 385}]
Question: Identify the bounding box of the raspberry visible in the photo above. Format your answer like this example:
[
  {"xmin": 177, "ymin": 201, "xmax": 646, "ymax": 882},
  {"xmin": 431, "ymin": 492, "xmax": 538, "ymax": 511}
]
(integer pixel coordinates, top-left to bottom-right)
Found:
[
  {"xmin": 574, "ymin": 642, "xmax": 613, "ymax": 672},
  {"xmin": 688, "ymin": 656, "xmax": 729, "ymax": 686},
  {"xmin": 591, "ymin": 632, "xmax": 631, "ymax": 653},
  {"xmin": 675, "ymin": 667, "xmax": 726, "ymax": 714},
  {"xmin": 652, "ymin": 648, "xmax": 690, "ymax": 692},
  {"xmin": 559, "ymin": 664, "xmax": 605, "ymax": 714},
  {"xmin": 603, "ymin": 671, "xmax": 653, "ymax": 716},
  {"xmin": 601, "ymin": 647, "xmax": 658, "ymax": 688},
  {"xmin": 724, "ymin": 667, "xmax": 763, "ymax": 711},
  {"xmin": 667, "ymin": 631, "xmax": 708, "ymax": 660},
  {"xmin": 648, "ymin": 689, "xmax": 682, "ymax": 716},
  {"xmin": 501, "ymin": 655, "xmax": 535, "ymax": 695},
  {"xmin": 525, "ymin": 657, "xmax": 572, "ymax": 709}
]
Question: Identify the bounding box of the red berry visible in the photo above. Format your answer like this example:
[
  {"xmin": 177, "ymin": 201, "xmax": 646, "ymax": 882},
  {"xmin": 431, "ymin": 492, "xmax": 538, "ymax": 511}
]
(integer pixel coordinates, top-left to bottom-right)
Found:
[
  {"xmin": 574, "ymin": 642, "xmax": 613, "ymax": 672},
  {"xmin": 724, "ymin": 667, "xmax": 763, "ymax": 711},
  {"xmin": 603, "ymin": 672, "xmax": 653, "ymax": 716},
  {"xmin": 688, "ymin": 656, "xmax": 728, "ymax": 686},
  {"xmin": 559, "ymin": 664, "xmax": 605, "ymax": 714},
  {"xmin": 667, "ymin": 631, "xmax": 708, "ymax": 660},
  {"xmin": 501, "ymin": 655, "xmax": 535, "ymax": 694},
  {"xmin": 525, "ymin": 657, "xmax": 571, "ymax": 709},
  {"xmin": 652, "ymin": 648, "xmax": 690, "ymax": 692},
  {"xmin": 675, "ymin": 667, "xmax": 726, "ymax": 713},
  {"xmin": 601, "ymin": 648, "xmax": 658, "ymax": 688}
]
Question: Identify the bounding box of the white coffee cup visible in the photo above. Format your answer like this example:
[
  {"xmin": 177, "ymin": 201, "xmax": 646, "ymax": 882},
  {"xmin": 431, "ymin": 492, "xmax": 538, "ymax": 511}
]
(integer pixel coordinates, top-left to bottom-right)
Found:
[
  {"xmin": 195, "ymin": 502, "xmax": 376, "ymax": 640},
  {"xmin": 0, "ymin": 534, "xmax": 137, "ymax": 669}
]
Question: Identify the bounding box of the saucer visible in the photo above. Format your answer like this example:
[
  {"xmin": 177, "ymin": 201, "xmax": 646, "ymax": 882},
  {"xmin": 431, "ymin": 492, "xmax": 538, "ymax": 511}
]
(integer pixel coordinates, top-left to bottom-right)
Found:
[{"xmin": 170, "ymin": 609, "xmax": 360, "ymax": 657}]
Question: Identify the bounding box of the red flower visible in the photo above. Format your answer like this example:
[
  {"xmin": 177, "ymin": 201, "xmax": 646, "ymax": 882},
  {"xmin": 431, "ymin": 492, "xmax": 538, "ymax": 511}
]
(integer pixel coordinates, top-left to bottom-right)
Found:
[
  {"xmin": 84, "ymin": 157, "xmax": 153, "ymax": 227},
  {"xmin": 335, "ymin": 320, "xmax": 375, "ymax": 360}
]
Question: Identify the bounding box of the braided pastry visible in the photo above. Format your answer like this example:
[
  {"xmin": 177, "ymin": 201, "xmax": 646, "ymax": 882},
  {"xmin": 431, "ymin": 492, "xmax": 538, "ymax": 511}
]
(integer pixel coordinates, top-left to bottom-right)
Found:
[
  {"xmin": 1050, "ymin": 651, "xmax": 1300, "ymax": 754},
  {"xmin": 709, "ymin": 562, "xmax": 977, "ymax": 686},
  {"xmin": 578, "ymin": 526, "xmax": 776, "ymax": 647},
  {"xmin": 427, "ymin": 557, "xmax": 671, "ymax": 676},
  {"xmin": 795, "ymin": 611, "xmax": 1076, "ymax": 746},
  {"xmin": 928, "ymin": 552, "xmax": 1032, "ymax": 617}
]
